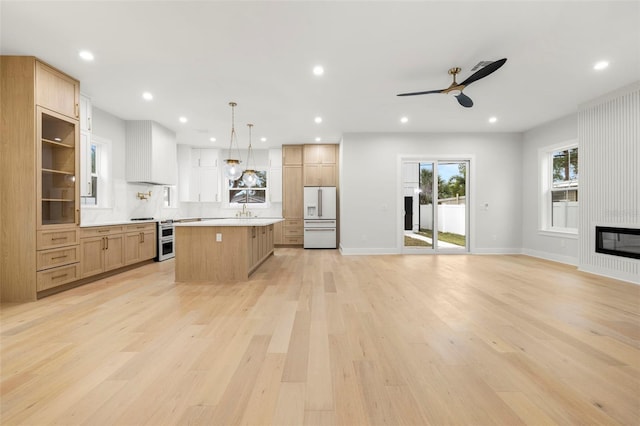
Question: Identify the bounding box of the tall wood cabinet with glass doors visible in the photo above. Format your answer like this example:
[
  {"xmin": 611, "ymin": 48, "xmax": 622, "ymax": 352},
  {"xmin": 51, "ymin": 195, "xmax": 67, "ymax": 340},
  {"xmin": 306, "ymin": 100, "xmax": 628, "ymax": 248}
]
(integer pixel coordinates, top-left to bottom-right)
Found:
[{"xmin": 1, "ymin": 56, "xmax": 81, "ymax": 302}]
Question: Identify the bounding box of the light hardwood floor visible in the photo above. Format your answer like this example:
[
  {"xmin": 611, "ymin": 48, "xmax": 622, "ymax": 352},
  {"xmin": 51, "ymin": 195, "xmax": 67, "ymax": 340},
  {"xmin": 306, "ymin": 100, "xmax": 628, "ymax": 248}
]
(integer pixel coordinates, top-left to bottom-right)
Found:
[{"xmin": 1, "ymin": 250, "xmax": 639, "ymax": 425}]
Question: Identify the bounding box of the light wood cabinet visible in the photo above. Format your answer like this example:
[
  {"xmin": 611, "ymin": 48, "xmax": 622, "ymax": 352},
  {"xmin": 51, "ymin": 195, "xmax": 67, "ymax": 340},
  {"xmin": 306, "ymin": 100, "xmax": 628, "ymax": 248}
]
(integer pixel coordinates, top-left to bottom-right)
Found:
[
  {"xmin": 80, "ymin": 234, "xmax": 124, "ymax": 278},
  {"xmin": 1, "ymin": 56, "xmax": 81, "ymax": 302},
  {"xmin": 35, "ymin": 60, "xmax": 80, "ymax": 120},
  {"xmin": 80, "ymin": 227, "xmax": 126, "ymax": 278},
  {"xmin": 283, "ymin": 145, "xmax": 303, "ymax": 165},
  {"xmin": 273, "ymin": 221, "xmax": 283, "ymax": 245},
  {"xmin": 303, "ymin": 144, "xmax": 336, "ymax": 164},
  {"xmin": 124, "ymin": 224, "xmax": 156, "ymax": 265},
  {"xmin": 38, "ymin": 107, "xmax": 79, "ymax": 228},
  {"xmin": 303, "ymin": 144, "xmax": 337, "ymax": 186}
]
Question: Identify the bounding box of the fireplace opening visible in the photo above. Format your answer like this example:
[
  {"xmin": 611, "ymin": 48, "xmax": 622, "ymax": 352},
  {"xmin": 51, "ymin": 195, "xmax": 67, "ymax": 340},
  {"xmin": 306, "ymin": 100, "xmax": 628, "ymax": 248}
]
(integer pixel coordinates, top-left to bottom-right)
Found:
[{"xmin": 595, "ymin": 226, "xmax": 640, "ymax": 260}]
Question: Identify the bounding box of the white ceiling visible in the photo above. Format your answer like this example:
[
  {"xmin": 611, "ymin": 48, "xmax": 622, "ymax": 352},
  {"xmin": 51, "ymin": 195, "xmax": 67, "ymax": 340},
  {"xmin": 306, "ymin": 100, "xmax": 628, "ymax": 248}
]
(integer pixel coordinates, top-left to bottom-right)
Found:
[{"xmin": 1, "ymin": 1, "xmax": 639, "ymax": 148}]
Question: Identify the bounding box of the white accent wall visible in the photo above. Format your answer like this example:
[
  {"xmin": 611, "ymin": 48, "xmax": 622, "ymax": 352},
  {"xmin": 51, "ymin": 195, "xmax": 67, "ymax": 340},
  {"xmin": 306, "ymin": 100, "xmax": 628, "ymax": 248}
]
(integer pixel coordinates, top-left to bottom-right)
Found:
[
  {"xmin": 521, "ymin": 113, "xmax": 579, "ymax": 264},
  {"xmin": 340, "ymin": 133, "xmax": 523, "ymax": 254},
  {"xmin": 577, "ymin": 82, "xmax": 640, "ymax": 283}
]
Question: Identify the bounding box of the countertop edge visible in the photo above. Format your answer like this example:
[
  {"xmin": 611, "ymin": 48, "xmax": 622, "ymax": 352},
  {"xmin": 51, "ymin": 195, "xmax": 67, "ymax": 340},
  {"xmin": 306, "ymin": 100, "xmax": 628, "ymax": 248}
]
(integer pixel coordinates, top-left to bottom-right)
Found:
[{"xmin": 175, "ymin": 218, "xmax": 284, "ymax": 227}]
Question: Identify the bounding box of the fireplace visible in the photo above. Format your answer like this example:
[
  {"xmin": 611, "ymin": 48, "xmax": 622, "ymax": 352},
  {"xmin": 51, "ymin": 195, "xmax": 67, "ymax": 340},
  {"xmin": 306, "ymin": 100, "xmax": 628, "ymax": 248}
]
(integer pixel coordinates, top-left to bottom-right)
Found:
[{"xmin": 595, "ymin": 226, "xmax": 640, "ymax": 260}]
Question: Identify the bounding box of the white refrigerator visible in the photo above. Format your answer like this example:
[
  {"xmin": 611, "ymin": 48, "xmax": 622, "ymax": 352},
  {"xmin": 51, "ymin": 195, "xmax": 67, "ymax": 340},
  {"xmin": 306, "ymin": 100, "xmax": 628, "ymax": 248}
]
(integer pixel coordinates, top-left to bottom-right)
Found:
[{"xmin": 304, "ymin": 186, "xmax": 337, "ymax": 249}]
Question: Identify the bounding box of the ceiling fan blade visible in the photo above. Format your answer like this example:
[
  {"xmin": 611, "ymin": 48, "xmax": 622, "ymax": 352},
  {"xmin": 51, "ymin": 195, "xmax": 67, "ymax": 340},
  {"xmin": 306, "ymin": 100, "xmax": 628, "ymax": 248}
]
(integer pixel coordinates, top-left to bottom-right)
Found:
[
  {"xmin": 459, "ymin": 58, "xmax": 507, "ymax": 87},
  {"xmin": 455, "ymin": 92, "xmax": 473, "ymax": 108},
  {"xmin": 397, "ymin": 89, "xmax": 444, "ymax": 97}
]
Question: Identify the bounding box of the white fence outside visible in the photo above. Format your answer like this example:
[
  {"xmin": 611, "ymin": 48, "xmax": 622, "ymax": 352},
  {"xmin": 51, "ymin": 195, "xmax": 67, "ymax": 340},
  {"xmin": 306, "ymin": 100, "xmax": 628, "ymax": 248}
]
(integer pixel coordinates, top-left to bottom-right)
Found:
[
  {"xmin": 552, "ymin": 201, "xmax": 578, "ymax": 228},
  {"xmin": 419, "ymin": 204, "xmax": 466, "ymax": 236}
]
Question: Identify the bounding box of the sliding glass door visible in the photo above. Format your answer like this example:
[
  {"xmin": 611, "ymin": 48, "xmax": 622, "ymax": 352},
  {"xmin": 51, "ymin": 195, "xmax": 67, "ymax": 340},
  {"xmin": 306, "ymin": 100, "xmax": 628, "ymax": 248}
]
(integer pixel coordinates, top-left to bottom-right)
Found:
[{"xmin": 402, "ymin": 160, "xmax": 469, "ymax": 253}]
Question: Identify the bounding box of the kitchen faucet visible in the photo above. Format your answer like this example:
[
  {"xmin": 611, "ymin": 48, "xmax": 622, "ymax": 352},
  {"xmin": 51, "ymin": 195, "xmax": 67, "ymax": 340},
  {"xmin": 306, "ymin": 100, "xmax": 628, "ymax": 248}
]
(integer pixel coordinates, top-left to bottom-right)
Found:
[{"xmin": 236, "ymin": 204, "xmax": 252, "ymax": 217}]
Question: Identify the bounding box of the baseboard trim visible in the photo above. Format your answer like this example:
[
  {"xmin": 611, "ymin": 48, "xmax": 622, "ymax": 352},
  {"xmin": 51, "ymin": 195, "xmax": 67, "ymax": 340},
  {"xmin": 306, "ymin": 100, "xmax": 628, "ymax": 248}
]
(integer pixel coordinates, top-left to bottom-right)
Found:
[
  {"xmin": 521, "ymin": 249, "xmax": 578, "ymax": 266},
  {"xmin": 578, "ymin": 264, "xmax": 640, "ymax": 285}
]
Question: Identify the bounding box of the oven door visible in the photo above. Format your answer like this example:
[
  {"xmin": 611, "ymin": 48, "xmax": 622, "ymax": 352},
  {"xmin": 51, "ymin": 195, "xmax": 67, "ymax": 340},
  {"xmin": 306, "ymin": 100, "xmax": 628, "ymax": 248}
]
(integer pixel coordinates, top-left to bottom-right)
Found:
[
  {"xmin": 160, "ymin": 225, "xmax": 174, "ymax": 239},
  {"xmin": 157, "ymin": 237, "xmax": 175, "ymax": 261}
]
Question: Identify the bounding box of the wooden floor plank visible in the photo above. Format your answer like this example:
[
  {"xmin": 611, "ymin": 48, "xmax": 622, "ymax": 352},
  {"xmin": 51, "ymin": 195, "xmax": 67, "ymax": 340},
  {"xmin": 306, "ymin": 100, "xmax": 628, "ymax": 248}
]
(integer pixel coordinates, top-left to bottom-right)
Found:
[{"xmin": 1, "ymin": 250, "xmax": 638, "ymax": 425}]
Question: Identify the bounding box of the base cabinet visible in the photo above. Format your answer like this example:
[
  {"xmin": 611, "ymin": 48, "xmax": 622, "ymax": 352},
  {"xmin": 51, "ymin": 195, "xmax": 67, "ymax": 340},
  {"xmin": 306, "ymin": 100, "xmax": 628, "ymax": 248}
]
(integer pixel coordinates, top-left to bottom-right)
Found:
[
  {"xmin": 124, "ymin": 224, "xmax": 156, "ymax": 265},
  {"xmin": 80, "ymin": 234, "xmax": 124, "ymax": 278}
]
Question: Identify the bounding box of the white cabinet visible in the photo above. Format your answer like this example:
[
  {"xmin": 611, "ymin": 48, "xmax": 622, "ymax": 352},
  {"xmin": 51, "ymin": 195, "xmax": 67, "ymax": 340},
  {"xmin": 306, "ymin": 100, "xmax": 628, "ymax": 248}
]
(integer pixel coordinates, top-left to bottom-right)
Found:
[
  {"xmin": 79, "ymin": 94, "xmax": 92, "ymax": 132},
  {"xmin": 179, "ymin": 147, "xmax": 220, "ymax": 202},
  {"xmin": 79, "ymin": 94, "xmax": 92, "ymax": 197},
  {"xmin": 269, "ymin": 148, "xmax": 282, "ymax": 203}
]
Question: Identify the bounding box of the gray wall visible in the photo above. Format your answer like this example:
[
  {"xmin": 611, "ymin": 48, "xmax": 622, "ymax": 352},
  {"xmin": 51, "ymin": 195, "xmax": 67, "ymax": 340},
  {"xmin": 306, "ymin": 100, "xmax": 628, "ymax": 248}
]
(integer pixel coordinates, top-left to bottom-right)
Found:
[
  {"xmin": 340, "ymin": 132, "xmax": 523, "ymax": 254},
  {"xmin": 521, "ymin": 113, "xmax": 579, "ymax": 264}
]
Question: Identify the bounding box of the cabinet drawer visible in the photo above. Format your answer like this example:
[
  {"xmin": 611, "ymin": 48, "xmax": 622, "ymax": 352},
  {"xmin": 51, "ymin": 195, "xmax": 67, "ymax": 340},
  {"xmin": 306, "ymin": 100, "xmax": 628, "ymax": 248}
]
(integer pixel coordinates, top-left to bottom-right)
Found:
[
  {"xmin": 37, "ymin": 245, "xmax": 79, "ymax": 271},
  {"xmin": 37, "ymin": 228, "xmax": 79, "ymax": 250},
  {"xmin": 81, "ymin": 226, "xmax": 124, "ymax": 238},
  {"xmin": 283, "ymin": 227, "xmax": 303, "ymax": 237},
  {"xmin": 283, "ymin": 236, "xmax": 304, "ymax": 245},
  {"xmin": 285, "ymin": 219, "xmax": 303, "ymax": 228},
  {"xmin": 124, "ymin": 223, "xmax": 156, "ymax": 232},
  {"xmin": 37, "ymin": 263, "xmax": 80, "ymax": 292}
]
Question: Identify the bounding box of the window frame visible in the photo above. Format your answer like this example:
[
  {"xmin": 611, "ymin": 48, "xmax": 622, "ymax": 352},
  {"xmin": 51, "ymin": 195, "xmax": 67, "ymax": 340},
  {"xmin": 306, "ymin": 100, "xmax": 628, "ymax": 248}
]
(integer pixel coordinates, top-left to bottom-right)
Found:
[
  {"xmin": 226, "ymin": 167, "xmax": 270, "ymax": 209},
  {"xmin": 80, "ymin": 135, "xmax": 112, "ymax": 209},
  {"xmin": 538, "ymin": 140, "xmax": 579, "ymax": 236}
]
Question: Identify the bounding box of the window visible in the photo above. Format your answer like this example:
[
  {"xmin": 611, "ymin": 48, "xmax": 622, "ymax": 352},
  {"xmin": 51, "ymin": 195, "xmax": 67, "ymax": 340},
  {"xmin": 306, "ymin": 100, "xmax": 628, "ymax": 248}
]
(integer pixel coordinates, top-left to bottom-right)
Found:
[
  {"xmin": 540, "ymin": 142, "xmax": 578, "ymax": 233},
  {"xmin": 228, "ymin": 170, "xmax": 268, "ymax": 205},
  {"xmin": 81, "ymin": 136, "xmax": 112, "ymax": 208}
]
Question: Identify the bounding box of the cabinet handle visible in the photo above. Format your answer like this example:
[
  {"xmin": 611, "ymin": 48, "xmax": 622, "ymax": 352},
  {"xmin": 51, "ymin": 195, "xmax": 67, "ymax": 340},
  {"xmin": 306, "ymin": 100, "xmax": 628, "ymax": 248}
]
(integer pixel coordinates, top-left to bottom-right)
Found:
[
  {"xmin": 51, "ymin": 255, "xmax": 68, "ymax": 260},
  {"xmin": 75, "ymin": 103, "xmax": 79, "ymax": 117},
  {"xmin": 98, "ymin": 229, "xmax": 110, "ymax": 233},
  {"xmin": 76, "ymin": 209, "xmax": 80, "ymax": 225},
  {"xmin": 105, "ymin": 237, "xmax": 109, "ymax": 250},
  {"xmin": 52, "ymin": 273, "xmax": 68, "ymax": 280},
  {"xmin": 51, "ymin": 236, "xmax": 68, "ymax": 241},
  {"xmin": 140, "ymin": 232, "xmax": 144, "ymax": 243},
  {"xmin": 88, "ymin": 117, "xmax": 92, "ymax": 131}
]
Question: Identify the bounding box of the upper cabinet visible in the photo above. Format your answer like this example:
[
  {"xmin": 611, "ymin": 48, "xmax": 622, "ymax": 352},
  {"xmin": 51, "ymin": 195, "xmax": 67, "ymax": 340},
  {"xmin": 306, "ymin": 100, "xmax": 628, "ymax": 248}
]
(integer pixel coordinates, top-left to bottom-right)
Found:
[
  {"xmin": 303, "ymin": 144, "xmax": 336, "ymax": 165},
  {"xmin": 303, "ymin": 144, "xmax": 337, "ymax": 186},
  {"xmin": 79, "ymin": 94, "xmax": 92, "ymax": 132},
  {"xmin": 283, "ymin": 145, "xmax": 303, "ymax": 165},
  {"xmin": 35, "ymin": 61, "xmax": 80, "ymax": 120},
  {"xmin": 125, "ymin": 121, "xmax": 177, "ymax": 185},
  {"xmin": 178, "ymin": 146, "xmax": 220, "ymax": 202}
]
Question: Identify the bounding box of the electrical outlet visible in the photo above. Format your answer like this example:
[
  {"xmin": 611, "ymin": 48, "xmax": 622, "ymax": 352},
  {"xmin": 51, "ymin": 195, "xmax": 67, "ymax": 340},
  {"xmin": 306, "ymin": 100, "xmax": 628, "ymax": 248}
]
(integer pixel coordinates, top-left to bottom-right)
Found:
[{"xmin": 216, "ymin": 233, "xmax": 222, "ymax": 242}]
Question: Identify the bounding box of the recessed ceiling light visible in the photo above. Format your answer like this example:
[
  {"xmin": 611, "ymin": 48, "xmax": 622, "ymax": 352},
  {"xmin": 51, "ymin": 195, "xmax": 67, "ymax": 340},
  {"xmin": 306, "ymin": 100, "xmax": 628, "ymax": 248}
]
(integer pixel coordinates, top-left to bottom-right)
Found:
[
  {"xmin": 400, "ymin": 116, "xmax": 409, "ymax": 124},
  {"xmin": 142, "ymin": 92, "xmax": 153, "ymax": 101},
  {"xmin": 314, "ymin": 116, "xmax": 323, "ymax": 124},
  {"xmin": 179, "ymin": 116, "xmax": 188, "ymax": 123},
  {"xmin": 78, "ymin": 50, "xmax": 94, "ymax": 61},
  {"xmin": 313, "ymin": 65, "xmax": 324, "ymax": 76},
  {"xmin": 260, "ymin": 137, "xmax": 267, "ymax": 142},
  {"xmin": 593, "ymin": 60, "xmax": 609, "ymax": 71},
  {"xmin": 315, "ymin": 137, "xmax": 321, "ymax": 142},
  {"xmin": 210, "ymin": 137, "xmax": 216, "ymax": 142},
  {"xmin": 488, "ymin": 116, "xmax": 497, "ymax": 123}
]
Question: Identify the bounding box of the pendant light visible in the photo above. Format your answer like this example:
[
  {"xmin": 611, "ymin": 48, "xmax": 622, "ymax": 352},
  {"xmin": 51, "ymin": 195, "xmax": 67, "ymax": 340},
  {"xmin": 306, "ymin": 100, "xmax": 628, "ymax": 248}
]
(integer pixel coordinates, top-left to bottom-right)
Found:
[
  {"xmin": 223, "ymin": 102, "xmax": 243, "ymax": 181},
  {"xmin": 242, "ymin": 123, "xmax": 258, "ymax": 188}
]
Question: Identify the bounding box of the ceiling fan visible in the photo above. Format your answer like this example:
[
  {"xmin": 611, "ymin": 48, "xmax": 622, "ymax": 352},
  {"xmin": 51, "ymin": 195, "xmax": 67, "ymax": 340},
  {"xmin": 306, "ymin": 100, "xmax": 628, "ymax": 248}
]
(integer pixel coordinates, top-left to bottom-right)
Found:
[{"xmin": 397, "ymin": 58, "xmax": 507, "ymax": 108}]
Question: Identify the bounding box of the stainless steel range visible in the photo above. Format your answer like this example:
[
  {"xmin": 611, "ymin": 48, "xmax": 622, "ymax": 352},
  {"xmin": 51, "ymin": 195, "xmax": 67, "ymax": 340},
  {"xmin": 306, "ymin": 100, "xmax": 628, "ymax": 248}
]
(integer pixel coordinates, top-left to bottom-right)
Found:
[{"xmin": 157, "ymin": 220, "xmax": 175, "ymax": 261}]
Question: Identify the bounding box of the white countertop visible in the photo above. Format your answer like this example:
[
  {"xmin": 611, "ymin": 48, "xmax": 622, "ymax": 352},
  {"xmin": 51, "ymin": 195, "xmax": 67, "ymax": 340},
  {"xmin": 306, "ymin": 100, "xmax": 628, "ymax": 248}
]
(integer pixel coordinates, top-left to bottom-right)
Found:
[
  {"xmin": 175, "ymin": 218, "xmax": 284, "ymax": 227},
  {"xmin": 80, "ymin": 219, "xmax": 157, "ymax": 228}
]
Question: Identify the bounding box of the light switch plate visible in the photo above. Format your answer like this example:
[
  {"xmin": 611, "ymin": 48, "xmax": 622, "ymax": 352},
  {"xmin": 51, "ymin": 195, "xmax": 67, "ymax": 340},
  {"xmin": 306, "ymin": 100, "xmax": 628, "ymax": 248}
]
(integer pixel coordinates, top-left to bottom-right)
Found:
[{"xmin": 216, "ymin": 233, "xmax": 222, "ymax": 242}]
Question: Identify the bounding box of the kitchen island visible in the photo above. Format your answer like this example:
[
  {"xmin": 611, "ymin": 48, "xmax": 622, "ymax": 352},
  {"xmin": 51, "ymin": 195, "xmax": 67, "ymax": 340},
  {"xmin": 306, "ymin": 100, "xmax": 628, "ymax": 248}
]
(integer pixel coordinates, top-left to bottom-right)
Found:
[{"xmin": 174, "ymin": 218, "xmax": 283, "ymax": 283}]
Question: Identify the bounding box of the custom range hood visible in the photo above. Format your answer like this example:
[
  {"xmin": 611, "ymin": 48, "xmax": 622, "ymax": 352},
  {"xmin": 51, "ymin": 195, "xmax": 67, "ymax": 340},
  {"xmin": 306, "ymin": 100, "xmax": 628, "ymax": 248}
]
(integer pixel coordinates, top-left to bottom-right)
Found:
[{"xmin": 125, "ymin": 120, "xmax": 177, "ymax": 185}]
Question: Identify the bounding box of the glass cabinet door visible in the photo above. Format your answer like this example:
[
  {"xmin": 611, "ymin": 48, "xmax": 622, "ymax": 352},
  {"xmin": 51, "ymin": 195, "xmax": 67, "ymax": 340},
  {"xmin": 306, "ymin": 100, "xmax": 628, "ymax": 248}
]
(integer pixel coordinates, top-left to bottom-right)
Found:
[{"xmin": 37, "ymin": 107, "xmax": 79, "ymax": 227}]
